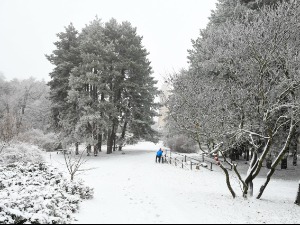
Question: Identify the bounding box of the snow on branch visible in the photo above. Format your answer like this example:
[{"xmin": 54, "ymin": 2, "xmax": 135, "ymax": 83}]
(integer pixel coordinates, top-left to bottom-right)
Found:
[{"xmin": 240, "ymin": 129, "xmax": 270, "ymax": 140}]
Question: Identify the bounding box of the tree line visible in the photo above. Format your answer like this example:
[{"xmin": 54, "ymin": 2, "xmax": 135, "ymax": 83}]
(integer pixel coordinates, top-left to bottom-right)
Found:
[
  {"xmin": 47, "ymin": 18, "xmax": 160, "ymax": 154},
  {"xmin": 165, "ymin": 0, "xmax": 300, "ymax": 199},
  {"xmin": 0, "ymin": 76, "xmax": 51, "ymax": 143}
]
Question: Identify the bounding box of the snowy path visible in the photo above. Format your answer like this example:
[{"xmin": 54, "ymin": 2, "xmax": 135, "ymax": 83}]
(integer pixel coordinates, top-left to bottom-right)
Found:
[{"xmin": 46, "ymin": 142, "xmax": 300, "ymax": 224}]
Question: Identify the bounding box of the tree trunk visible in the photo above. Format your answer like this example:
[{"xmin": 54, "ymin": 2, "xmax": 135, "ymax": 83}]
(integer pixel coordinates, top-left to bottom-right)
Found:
[
  {"xmin": 252, "ymin": 138, "xmax": 273, "ymax": 179},
  {"xmin": 75, "ymin": 142, "xmax": 79, "ymax": 155},
  {"xmin": 249, "ymin": 181, "xmax": 254, "ymax": 197},
  {"xmin": 295, "ymin": 181, "xmax": 300, "ymax": 205},
  {"xmin": 98, "ymin": 134, "xmax": 102, "ymax": 152},
  {"xmin": 94, "ymin": 144, "xmax": 98, "ymax": 156},
  {"xmin": 244, "ymin": 151, "xmax": 258, "ymax": 197},
  {"xmin": 257, "ymin": 122, "xmax": 295, "ymax": 199},
  {"xmin": 119, "ymin": 121, "xmax": 128, "ymax": 151},
  {"xmin": 113, "ymin": 133, "xmax": 116, "ymax": 151},
  {"xmin": 107, "ymin": 77, "xmax": 115, "ymax": 155},
  {"xmin": 93, "ymin": 124, "xmax": 98, "ymax": 156},
  {"xmin": 107, "ymin": 130, "xmax": 113, "ymax": 154},
  {"xmin": 87, "ymin": 144, "xmax": 91, "ymax": 156},
  {"xmin": 98, "ymin": 92, "xmax": 105, "ymax": 153},
  {"xmin": 197, "ymin": 140, "xmax": 205, "ymax": 153},
  {"xmin": 243, "ymin": 138, "xmax": 273, "ymax": 198},
  {"xmin": 246, "ymin": 148, "xmax": 250, "ymax": 161},
  {"xmin": 220, "ymin": 164, "xmax": 236, "ymax": 199},
  {"xmin": 231, "ymin": 162, "xmax": 248, "ymax": 199},
  {"xmin": 257, "ymin": 168, "xmax": 275, "ymax": 199},
  {"xmin": 107, "ymin": 123, "xmax": 116, "ymax": 154}
]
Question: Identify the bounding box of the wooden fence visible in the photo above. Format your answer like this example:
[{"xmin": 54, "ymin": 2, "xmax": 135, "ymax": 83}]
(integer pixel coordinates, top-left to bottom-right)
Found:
[{"xmin": 163, "ymin": 151, "xmax": 233, "ymax": 171}]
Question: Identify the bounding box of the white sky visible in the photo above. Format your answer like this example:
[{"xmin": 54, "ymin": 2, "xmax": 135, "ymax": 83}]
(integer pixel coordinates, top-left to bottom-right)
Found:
[{"xmin": 0, "ymin": 0, "xmax": 217, "ymax": 86}]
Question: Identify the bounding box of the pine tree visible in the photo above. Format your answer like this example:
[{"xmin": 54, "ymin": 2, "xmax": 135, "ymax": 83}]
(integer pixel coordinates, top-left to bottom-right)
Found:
[
  {"xmin": 68, "ymin": 18, "xmax": 111, "ymax": 153},
  {"xmin": 54, "ymin": 18, "xmax": 159, "ymax": 154},
  {"xmin": 103, "ymin": 20, "xmax": 160, "ymax": 151},
  {"xmin": 46, "ymin": 24, "xmax": 81, "ymax": 133}
]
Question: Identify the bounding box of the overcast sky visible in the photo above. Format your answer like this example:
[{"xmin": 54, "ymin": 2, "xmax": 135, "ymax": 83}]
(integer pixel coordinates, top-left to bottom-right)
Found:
[{"xmin": 0, "ymin": 0, "xmax": 217, "ymax": 86}]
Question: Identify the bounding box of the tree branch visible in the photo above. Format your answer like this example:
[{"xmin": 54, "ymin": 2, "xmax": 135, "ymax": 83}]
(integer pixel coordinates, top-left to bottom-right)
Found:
[{"xmin": 240, "ymin": 129, "xmax": 270, "ymax": 140}]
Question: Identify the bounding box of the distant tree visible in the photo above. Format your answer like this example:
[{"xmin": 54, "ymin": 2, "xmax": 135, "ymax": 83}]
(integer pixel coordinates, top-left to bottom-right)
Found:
[
  {"xmin": 0, "ymin": 78, "xmax": 51, "ymax": 143},
  {"xmin": 22, "ymin": 84, "xmax": 51, "ymax": 131}
]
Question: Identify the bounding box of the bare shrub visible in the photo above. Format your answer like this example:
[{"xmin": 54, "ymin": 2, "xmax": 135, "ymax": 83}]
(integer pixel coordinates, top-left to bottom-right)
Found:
[{"xmin": 63, "ymin": 149, "xmax": 90, "ymax": 181}]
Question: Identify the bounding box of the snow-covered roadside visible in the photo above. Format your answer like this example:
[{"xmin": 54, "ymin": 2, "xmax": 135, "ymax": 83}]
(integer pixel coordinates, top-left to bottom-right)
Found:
[
  {"xmin": 46, "ymin": 142, "xmax": 300, "ymax": 224},
  {"xmin": 0, "ymin": 144, "xmax": 94, "ymax": 224}
]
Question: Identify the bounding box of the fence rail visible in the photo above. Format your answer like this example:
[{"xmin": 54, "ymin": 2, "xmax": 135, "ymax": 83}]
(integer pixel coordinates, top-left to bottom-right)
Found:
[{"xmin": 164, "ymin": 151, "xmax": 233, "ymax": 171}]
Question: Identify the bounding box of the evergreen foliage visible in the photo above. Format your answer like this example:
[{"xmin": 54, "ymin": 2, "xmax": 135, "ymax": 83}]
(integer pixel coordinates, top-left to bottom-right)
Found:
[
  {"xmin": 47, "ymin": 18, "xmax": 159, "ymax": 154},
  {"xmin": 46, "ymin": 24, "xmax": 81, "ymax": 131}
]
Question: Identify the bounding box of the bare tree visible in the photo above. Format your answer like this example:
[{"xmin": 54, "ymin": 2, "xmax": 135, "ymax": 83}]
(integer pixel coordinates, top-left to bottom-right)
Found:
[
  {"xmin": 63, "ymin": 148, "xmax": 89, "ymax": 181},
  {"xmin": 167, "ymin": 1, "xmax": 300, "ymax": 200}
]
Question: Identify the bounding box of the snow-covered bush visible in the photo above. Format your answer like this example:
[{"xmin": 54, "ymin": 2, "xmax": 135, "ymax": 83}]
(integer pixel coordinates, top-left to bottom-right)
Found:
[
  {"xmin": 0, "ymin": 163, "xmax": 94, "ymax": 224},
  {"xmin": 17, "ymin": 129, "xmax": 60, "ymax": 152},
  {"xmin": 0, "ymin": 143, "xmax": 44, "ymax": 165},
  {"xmin": 63, "ymin": 180, "xmax": 94, "ymax": 200}
]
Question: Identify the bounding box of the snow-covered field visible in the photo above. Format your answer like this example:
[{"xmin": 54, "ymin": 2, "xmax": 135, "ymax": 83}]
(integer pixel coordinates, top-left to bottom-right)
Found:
[{"xmin": 46, "ymin": 142, "xmax": 300, "ymax": 224}]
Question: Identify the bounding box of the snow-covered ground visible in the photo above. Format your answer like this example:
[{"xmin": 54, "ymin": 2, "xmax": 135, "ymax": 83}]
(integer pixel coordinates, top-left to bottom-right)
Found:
[{"xmin": 46, "ymin": 142, "xmax": 300, "ymax": 224}]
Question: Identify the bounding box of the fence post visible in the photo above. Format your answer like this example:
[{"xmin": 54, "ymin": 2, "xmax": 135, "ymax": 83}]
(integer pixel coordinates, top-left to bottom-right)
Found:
[
  {"xmin": 202, "ymin": 154, "xmax": 205, "ymax": 162},
  {"xmin": 185, "ymin": 156, "xmax": 187, "ymax": 163},
  {"xmin": 182, "ymin": 160, "xmax": 184, "ymax": 169},
  {"xmin": 210, "ymin": 162, "xmax": 213, "ymax": 171}
]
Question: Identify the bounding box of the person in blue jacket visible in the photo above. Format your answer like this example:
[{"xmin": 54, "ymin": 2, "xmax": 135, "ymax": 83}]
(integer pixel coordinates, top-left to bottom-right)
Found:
[{"xmin": 156, "ymin": 148, "xmax": 164, "ymax": 163}]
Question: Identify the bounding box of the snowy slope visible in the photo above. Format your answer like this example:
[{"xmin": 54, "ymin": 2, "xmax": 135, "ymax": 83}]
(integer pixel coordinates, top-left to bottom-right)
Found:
[{"xmin": 46, "ymin": 142, "xmax": 300, "ymax": 224}]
